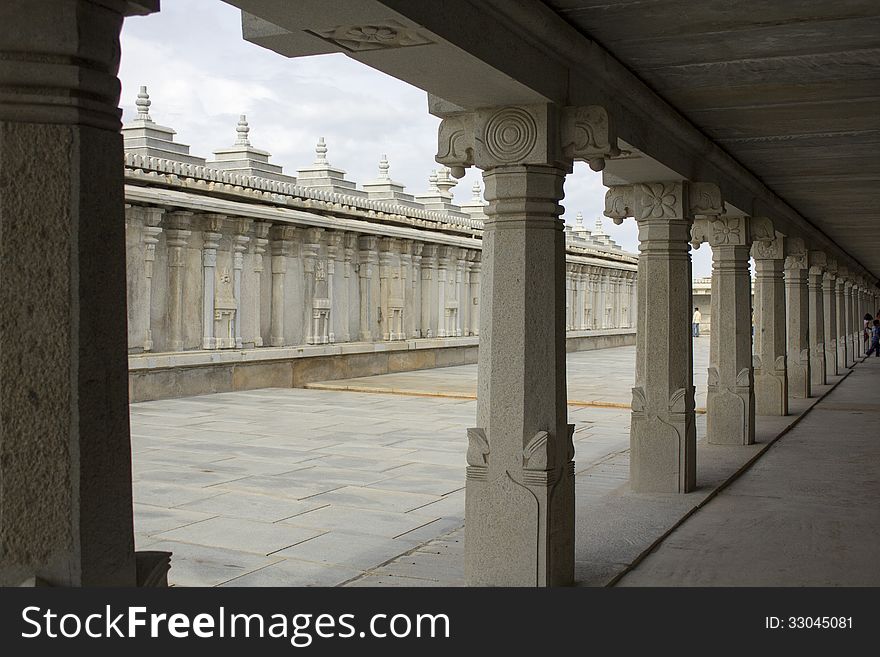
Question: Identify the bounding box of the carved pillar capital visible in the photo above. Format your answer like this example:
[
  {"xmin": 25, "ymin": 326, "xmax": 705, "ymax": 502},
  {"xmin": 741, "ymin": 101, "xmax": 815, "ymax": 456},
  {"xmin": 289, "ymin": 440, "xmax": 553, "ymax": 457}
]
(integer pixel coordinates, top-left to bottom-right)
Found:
[{"xmin": 436, "ymin": 103, "xmax": 617, "ymax": 177}]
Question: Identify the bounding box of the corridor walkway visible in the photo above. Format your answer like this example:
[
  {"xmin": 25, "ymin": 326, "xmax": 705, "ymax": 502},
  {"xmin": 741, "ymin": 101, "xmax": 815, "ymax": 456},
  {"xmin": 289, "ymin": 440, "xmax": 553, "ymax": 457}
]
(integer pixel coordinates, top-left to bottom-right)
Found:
[{"xmin": 616, "ymin": 357, "xmax": 880, "ymax": 586}]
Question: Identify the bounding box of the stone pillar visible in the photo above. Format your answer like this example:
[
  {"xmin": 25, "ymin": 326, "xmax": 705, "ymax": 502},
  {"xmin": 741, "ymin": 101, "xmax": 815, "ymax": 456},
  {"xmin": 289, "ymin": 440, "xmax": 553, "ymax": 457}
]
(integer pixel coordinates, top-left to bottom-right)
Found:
[
  {"xmin": 165, "ymin": 212, "xmax": 193, "ymax": 352},
  {"xmin": 270, "ymin": 225, "xmax": 295, "ymax": 347},
  {"xmin": 379, "ymin": 238, "xmax": 397, "ymax": 340},
  {"xmin": 837, "ymin": 276, "xmax": 849, "ymax": 368},
  {"xmin": 139, "ymin": 206, "xmax": 163, "ymax": 352},
  {"xmin": 232, "ymin": 219, "xmax": 251, "ymax": 349},
  {"xmin": 752, "ymin": 232, "xmax": 788, "ymax": 416},
  {"xmin": 784, "ymin": 239, "xmax": 811, "ymax": 398},
  {"xmin": 303, "ymin": 228, "xmax": 323, "ymax": 345},
  {"xmin": 852, "ymin": 284, "xmax": 860, "ymax": 357},
  {"xmin": 411, "ymin": 242, "xmax": 423, "ymax": 338},
  {"xmin": 342, "ymin": 233, "xmax": 356, "ymax": 342},
  {"xmin": 606, "ymin": 181, "xmax": 723, "ymax": 490},
  {"xmin": 400, "ymin": 240, "xmax": 414, "ymax": 340},
  {"xmin": 251, "ymin": 222, "xmax": 270, "ymax": 347},
  {"xmin": 420, "ymin": 244, "xmax": 437, "ymax": 338},
  {"xmin": 843, "ymin": 278, "xmax": 854, "ymax": 367},
  {"xmin": 469, "ymin": 252, "xmax": 482, "ymax": 336},
  {"xmin": 823, "ymin": 264, "xmax": 838, "ymax": 376},
  {"xmin": 456, "ymin": 248, "xmax": 468, "ymax": 337},
  {"xmin": 587, "ymin": 267, "xmax": 599, "ymax": 329},
  {"xmin": 0, "ymin": 0, "xmax": 160, "ymax": 587},
  {"xmin": 696, "ymin": 214, "xmax": 767, "ymax": 445},
  {"xmin": 471, "ymin": 162, "xmax": 572, "ymax": 586},
  {"xmin": 436, "ymin": 103, "xmax": 619, "ymax": 586},
  {"xmin": 565, "ymin": 264, "xmax": 574, "ymax": 331},
  {"xmin": 571, "ymin": 266, "xmax": 582, "ymax": 330},
  {"xmin": 200, "ymin": 215, "xmax": 223, "ymax": 350},
  {"xmin": 436, "ymin": 246, "xmax": 451, "ymax": 337},
  {"xmin": 327, "ymin": 232, "xmax": 344, "ymax": 344},
  {"xmin": 358, "ymin": 235, "xmax": 378, "ymax": 342},
  {"xmin": 808, "ymin": 252, "xmax": 827, "ymax": 387}
]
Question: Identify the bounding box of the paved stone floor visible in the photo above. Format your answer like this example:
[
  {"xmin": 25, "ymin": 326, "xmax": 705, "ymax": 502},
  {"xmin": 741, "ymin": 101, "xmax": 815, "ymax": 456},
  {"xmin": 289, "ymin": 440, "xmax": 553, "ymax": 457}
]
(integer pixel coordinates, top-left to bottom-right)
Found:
[
  {"xmin": 307, "ymin": 339, "xmax": 711, "ymax": 410},
  {"xmin": 616, "ymin": 355, "xmax": 880, "ymax": 586},
  {"xmin": 129, "ymin": 339, "xmax": 729, "ymax": 586}
]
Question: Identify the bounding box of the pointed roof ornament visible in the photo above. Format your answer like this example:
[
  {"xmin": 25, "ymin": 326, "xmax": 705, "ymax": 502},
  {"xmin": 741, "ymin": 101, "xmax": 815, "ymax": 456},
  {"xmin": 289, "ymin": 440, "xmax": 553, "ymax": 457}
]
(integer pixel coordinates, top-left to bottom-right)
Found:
[
  {"xmin": 435, "ymin": 166, "xmax": 456, "ymax": 195},
  {"xmin": 471, "ymin": 179, "xmax": 482, "ymax": 202},
  {"xmin": 428, "ymin": 169, "xmax": 439, "ymax": 192},
  {"xmin": 575, "ymin": 212, "xmax": 585, "ymax": 229},
  {"xmin": 594, "ymin": 216, "xmax": 607, "ymax": 236},
  {"xmin": 378, "ymin": 154, "xmax": 390, "ymax": 180},
  {"xmin": 315, "ymin": 137, "xmax": 328, "ymax": 165},
  {"xmin": 136, "ymin": 85, "xmax": 152, "ymax": 122},
  {"xmin": 235, "ymin": 114, "xmax": 250, "ymax": 146}
]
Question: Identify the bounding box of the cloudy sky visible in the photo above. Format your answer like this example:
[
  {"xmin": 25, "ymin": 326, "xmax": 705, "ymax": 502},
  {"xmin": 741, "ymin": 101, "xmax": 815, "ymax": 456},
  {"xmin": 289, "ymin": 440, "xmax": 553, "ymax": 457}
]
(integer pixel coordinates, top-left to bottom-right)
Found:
[{"xmin": 119, "ymin": 0, "xmax": 713, "ymax": 277}]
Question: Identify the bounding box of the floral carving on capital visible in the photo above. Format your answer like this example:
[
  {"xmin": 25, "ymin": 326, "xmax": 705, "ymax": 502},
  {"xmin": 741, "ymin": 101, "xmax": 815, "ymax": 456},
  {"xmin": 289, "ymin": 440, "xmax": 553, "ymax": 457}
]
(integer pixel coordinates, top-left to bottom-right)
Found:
[
  {"xmin": 635, "ymin": 183, "xmax": 680, "ymax": 220},
  {"xmin": 708, "ymin": 217, "xmax": 744, "ymax": 246}
]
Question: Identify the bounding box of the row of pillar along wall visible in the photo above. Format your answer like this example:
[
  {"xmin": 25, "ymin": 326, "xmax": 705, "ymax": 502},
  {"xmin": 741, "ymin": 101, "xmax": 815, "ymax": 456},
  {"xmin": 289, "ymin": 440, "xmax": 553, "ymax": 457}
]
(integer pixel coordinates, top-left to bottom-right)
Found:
[
  {"xmin": 124, "ymin": 204, "xmax": 637, "ymax": 355},
  {"xmin": 2, "ymin": 0, "xmax": 877, "ymax": 590}
]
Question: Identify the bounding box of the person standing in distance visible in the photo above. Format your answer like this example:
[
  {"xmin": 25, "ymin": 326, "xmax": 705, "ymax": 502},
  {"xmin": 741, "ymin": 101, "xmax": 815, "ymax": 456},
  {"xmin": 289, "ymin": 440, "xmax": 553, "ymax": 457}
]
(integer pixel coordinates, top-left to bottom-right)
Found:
[{"xmin": 692, "ymin": 307, "xmax": 702, "ymax": 338}]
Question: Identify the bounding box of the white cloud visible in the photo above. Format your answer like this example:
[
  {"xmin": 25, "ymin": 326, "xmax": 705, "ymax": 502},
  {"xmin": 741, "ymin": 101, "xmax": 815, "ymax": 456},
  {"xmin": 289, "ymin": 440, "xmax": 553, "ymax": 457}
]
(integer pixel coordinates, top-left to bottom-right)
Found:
[{"xmin": 119, "ymin": 0, "xmax": 711, "ymax": 276}]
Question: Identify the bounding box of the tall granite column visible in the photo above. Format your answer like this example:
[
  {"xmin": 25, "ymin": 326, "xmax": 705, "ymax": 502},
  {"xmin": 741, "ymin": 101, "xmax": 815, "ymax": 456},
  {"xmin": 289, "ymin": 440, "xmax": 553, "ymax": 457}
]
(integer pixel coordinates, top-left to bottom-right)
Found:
[
  {"xmin": 232, "ymin": 219, "xmax": 251, "ymax": 349},
  {"xmin": 784, "ymin": 239, "xmax": 811, "ymax": 398},
  {"xmin": 834, "ymin": 274, "xmax": 850, "ymax": 374},
  {"xmin": 606, "ymin": 182, "xmax": 723, "ymax": 490},
  {"xmin": 845, "ymin": 278, "xmax": 856, "ymax": 366},
  {"xmin": 808, "ymin": 252, "xmax": 827, "ymax": 387},
  {"xmin": 0, "ymin": 0, "xmax": 159, "ymax": 587},
  {"xmin": 823, "ymin": 264, "xmax": 838, "ymax": 376},
  {"xmin": 269, "ymin": 226, "xmax": 295, "ymax": 347},
  {"xmin": 752, "ymin": 232, "xmax": 788, "ymax": 416},
  {"xmin": 358, "ymin": 236, "xmax": 378, "ymax": 342},
  {"xmin": 139, "ymin": 206, "xmax": 164, "ymax": 352},
  {"xmin": 251, "ymin": 222, "xmax": 270, "ymax": 347},
  {"xmin": 697, "ymin": 215, "xmax": 768, "ymax": 445},
  {"xmin": 165, "ymin": 212, "xmax": 193, "ymax": 352},
  {"xmin": 435, "ymin": 104, "xmax": 618, "ymax": 586}
]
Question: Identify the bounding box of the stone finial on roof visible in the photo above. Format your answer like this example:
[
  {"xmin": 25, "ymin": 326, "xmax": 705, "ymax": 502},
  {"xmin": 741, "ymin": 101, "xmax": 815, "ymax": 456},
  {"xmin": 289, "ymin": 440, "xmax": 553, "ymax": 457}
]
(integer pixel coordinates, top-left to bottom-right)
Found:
[
  {"xmin": 471, "ymin": 179, "xmax": 482, "ymax": 201},
  {"xmin": 594, "ymin": 217, "xmax": 606, "ymax": 236},
  {"xmin": 575, "ymin": 211, "xmax": 584, "ymax": 229},
  {"xmin": 315, "ymin": 137, "xmax": 328, "ymax": 165},
  {"xmin": 436, "ymin": 166, "xmax": 456, "ymax": 195},
  {"xmin": 378, "ymin": 154, "xmax": 390, "ymax": 180},
  {"xmin": 136, "ymin": 85, "xmax": 152, "ymax": 122},
  {"xmin": 428, "ymin": 169, "xmax": 439, "ymax": 192},
  {"xmin": 235, "ymin": 114, "xmax": 250, "ymax": 146}
]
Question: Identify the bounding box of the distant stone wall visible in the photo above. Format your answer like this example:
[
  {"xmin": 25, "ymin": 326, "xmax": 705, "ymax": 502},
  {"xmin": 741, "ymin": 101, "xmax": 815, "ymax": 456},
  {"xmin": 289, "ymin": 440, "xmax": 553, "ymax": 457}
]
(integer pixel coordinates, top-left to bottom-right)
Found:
[{"xmin": 122, "ymin": 88, "xmax": 639, "ymax": 399}]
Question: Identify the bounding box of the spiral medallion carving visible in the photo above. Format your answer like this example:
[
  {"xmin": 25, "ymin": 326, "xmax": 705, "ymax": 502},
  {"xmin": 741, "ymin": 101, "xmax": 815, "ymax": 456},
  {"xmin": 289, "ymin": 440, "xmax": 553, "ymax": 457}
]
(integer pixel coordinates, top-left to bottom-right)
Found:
[{"xmin": 484, "ymin": 108, "xmax": 537, "ymax": 163}]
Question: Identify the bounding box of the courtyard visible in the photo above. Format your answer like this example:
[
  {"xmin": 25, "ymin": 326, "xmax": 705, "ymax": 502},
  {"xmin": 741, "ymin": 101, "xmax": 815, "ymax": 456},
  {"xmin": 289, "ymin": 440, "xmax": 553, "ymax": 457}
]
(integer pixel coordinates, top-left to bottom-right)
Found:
[{"xmin": 130, "ymin": 339, "xmax": 870, "ymax": 587}]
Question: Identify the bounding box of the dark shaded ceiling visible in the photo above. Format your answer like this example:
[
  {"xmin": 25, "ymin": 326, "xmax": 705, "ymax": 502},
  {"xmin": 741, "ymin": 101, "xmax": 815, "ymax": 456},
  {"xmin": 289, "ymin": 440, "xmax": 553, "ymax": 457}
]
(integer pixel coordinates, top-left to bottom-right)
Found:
[{"xmin": 545, "ymin": 0, "xmax": 880, "ymax": 274}]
